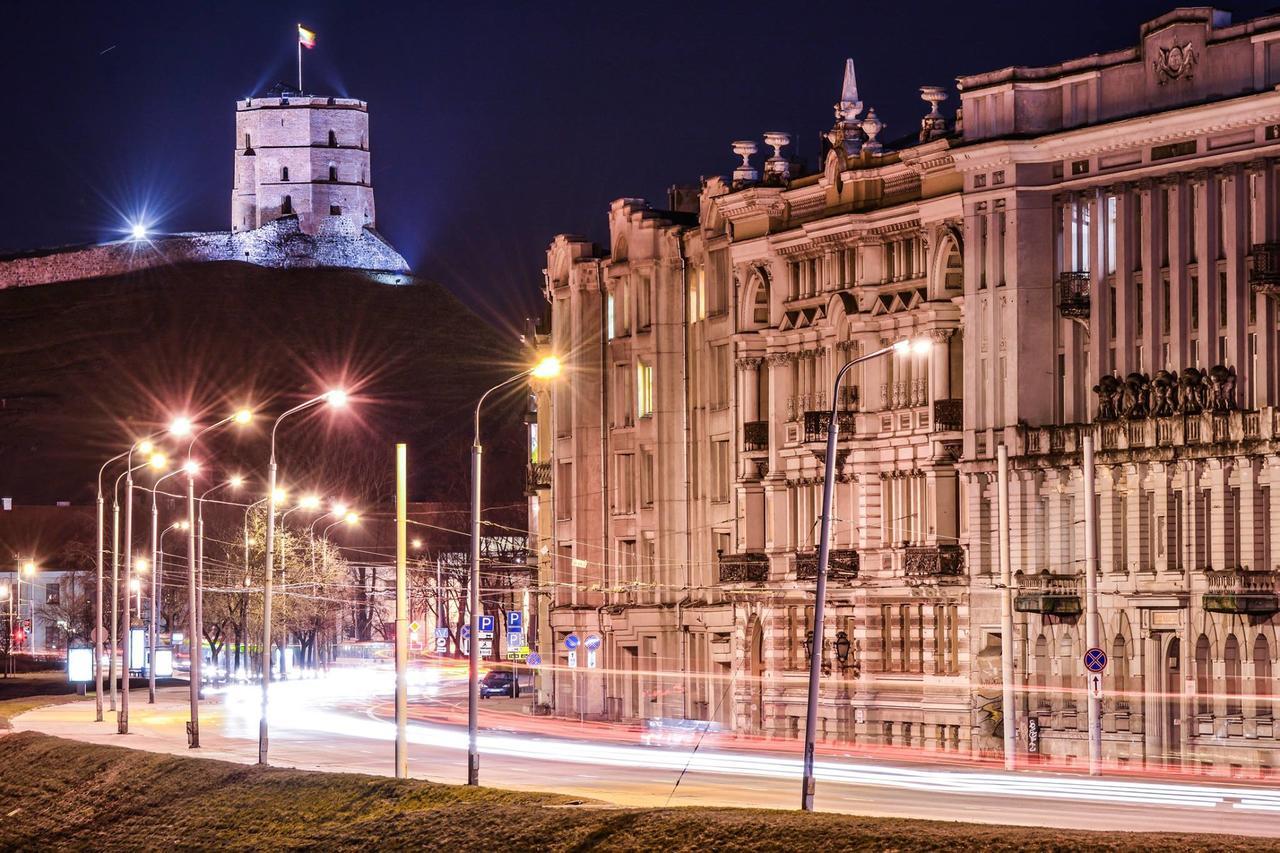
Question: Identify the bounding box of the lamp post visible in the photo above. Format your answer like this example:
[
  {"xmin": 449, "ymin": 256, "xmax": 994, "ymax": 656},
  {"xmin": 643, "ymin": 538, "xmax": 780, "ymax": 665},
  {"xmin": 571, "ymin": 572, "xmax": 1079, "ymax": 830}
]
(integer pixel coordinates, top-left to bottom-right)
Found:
[
  {"xmin": 111, "ymin": 458, "xmax": 153, "ymax": 714},
  {"xmin": 0, "ymin": 583, "xmax": 10, "ymax": 677},
  {"xmin": 95, "ymin": 449, "xmax": 130, "ymax": 721},
  {"xmin": 149, "ymin": 466, "xmax": 191, "ymax": 702},
  {"xmin": 20, "ymin": 561, "xmax": 35, "ymax": 656},
  {"xmin": 259, "ymin": 390, "xmax": 345, "ymax": 766},
  {"xmin": 198, "ymin": 474, "xmax": 243, "ymax": 691},
  {"xmin": 467, "ymin": 356, "xmax": 560, "ymax": 785},
  {"xmin": 120, "ymin": 441, "xmax": 168, "ymax": 735},
  {"xmin": 800, "ymin": 337, "xmax": 930, "ymax": 812},
  {"xmin": 183, "ymin": 408, "xmax": 249, "ymax": 748},
  {"xmin": 277, "ymin": 495, "xmax": 322, "ymax": 679}
]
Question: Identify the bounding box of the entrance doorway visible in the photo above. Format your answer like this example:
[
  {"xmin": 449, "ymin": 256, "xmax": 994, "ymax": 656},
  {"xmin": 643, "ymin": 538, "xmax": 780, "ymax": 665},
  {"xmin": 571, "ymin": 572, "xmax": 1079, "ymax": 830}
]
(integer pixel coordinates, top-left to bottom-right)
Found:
[{"xmin": 1164, "ymin": 636, "xmax": 1182, "ymax": 765}]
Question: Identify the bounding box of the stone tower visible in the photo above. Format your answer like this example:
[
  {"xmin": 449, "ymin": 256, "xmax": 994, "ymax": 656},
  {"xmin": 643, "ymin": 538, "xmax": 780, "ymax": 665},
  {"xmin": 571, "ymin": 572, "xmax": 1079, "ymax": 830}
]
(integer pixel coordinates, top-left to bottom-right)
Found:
[{"xmin": 232, "ymin": 91, "xmax": 377, "ymax": 235}]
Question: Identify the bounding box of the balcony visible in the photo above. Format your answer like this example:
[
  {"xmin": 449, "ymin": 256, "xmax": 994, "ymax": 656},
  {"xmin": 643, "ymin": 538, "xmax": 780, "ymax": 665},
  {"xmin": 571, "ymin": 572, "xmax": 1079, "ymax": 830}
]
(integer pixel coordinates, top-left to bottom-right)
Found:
[
  {"xmin": 718, "ymin": 551, "xmax": 769, "ymax": 584},
  {"xmin": 803, "ymin": 410, "xmax": 856, "ymax": 443},
  {"xmin": 525, "ymin": 462, "xmax": 551, "ymax": 494},
  {"xmin": 933, "ymin": 398, "xmax": 962, "ymax": 432},
  {"xmin": 1056, "ymin": 271, "xmax": 1090, "ymax": 320},
  {"xmin": 743, "ymin": 420, "xmax": 769, "ymax": 451},
  {"xmin": 1014, "ymin": 573, "xmax": 1082, "ymax": 616},
  {"xmin": 795, "ymin": 549, "xmax": 859, "ymax": 582},
  {"xmin": 1249, "ymin": 243, "xmax": 1280, "ymax": 297},
  {"xmin": 903, "ymin": 544, "xmax": 965, "ymax": 578},
  {"xmin": 1204, "ymin": 568, "xmax": 1280, "ymax": 616}
]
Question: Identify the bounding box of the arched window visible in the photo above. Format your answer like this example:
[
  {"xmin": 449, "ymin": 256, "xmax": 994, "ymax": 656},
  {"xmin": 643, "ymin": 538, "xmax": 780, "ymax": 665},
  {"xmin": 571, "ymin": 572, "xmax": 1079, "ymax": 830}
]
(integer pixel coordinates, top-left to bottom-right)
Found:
[
  {"xmin": 281, "ymin": 195, "xmax": 293, "ymax": 215},
  {"xmin": 1225, "ymin": 634, "xmax": 1242, "ymax": 716},
  {"xmin": 328, "ymin": 129, "xmax": 337, "ymax": 147},
  {"xmin": 1255, "ymin": 634, "xmax": 1272, "ymax": 718},
  {"xmin": 753, "ymin": 281, "xmax": 770, "ymax": 326},
  {"xmin": 1112, "ymin": 634, "xmax": 1129, "ymax": 710},
  {"xmin": 281, "ymin": 166, "xmax": 289, "ymax": 181},
  {"xmin": 1195, "ymin": 634, "xmax": 1212, "ymax": 715},
  {"xmin": 329, "ymin": 165, "xmax": 338, "ymax": 182},
  {"xmin": 243, "ymin": 132, "xmax": 252, "ymax": 152},
  {"xmin": 1034, "ymin": 634, "xmax": 1049, "ymax": 710}
]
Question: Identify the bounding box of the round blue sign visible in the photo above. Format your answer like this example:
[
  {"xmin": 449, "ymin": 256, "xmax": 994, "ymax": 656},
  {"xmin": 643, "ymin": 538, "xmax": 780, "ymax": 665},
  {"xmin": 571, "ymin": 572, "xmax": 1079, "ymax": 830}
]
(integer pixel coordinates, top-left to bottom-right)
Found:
[
  {"xmin": 564, "ymin": 634, "xmax": 580, "ymax": 650},
  {"xmin": 585, "ymin": 634, "xmax": 602, "ymax": 650},
  {"xmin": 527, "ymin": 652, "xmax": 542, "ymax": 667},
  {"xmin": 1083, "ymin": 647, "xmax": 1108, "ymax": 673}
]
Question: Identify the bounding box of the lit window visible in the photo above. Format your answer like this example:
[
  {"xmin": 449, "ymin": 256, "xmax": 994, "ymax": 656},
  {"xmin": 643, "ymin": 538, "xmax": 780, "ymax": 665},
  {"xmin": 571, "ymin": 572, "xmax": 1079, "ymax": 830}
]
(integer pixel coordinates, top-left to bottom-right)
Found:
[
  {"xmin": 606, "ymin": 294, "xmax": 616, "ymax": 340},
  {"xmin": 637, "ymin": 361, "xmax": 654, "ymax": 418}
]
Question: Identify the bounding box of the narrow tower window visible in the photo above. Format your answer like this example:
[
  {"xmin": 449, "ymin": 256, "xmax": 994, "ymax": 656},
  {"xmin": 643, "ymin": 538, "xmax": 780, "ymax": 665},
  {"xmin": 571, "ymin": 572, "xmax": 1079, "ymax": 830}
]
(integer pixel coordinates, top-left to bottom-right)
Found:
[
  {"xmin": 281, "ymin": 195, "xmax": 294, "ymax": 215},
  {"xmin": 329, "ymin": 165, "xmax": 338, "ymax": 182},
  {"xmin": 328, "ymin": 130, "xmax": 338, "ymax": 147},
  {"xmin": 281, "ymin": 166, "xmax": 289, "ymax": 181}
]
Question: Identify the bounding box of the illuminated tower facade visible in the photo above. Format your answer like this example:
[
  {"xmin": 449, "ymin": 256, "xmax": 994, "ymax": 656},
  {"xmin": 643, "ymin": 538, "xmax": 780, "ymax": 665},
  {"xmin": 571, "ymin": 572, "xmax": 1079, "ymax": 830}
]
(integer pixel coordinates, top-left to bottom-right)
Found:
[{"xmin": 232, "ymin": 92, "xmax": 377, "ymax": 235}]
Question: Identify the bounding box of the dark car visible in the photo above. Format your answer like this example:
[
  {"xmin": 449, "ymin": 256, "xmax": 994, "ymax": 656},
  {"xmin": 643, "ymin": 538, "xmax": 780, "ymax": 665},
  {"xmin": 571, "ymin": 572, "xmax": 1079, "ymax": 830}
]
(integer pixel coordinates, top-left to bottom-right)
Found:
[{"xmin": 479, "ymin": 669, "xmax": 519, "ymax": 698}]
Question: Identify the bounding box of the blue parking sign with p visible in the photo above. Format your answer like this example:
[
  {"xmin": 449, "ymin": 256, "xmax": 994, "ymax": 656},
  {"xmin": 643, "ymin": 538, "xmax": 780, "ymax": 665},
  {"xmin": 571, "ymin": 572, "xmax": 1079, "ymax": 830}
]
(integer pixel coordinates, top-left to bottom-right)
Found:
[{"xmin": 508, "ymin": 611, "xmax": 522, "ymax": 631}]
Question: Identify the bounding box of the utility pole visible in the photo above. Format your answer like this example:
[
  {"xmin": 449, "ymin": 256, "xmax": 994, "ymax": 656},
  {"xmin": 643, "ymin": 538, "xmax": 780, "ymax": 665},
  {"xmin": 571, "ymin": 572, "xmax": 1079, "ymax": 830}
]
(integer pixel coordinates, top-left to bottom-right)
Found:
[
  {"xmin": 997, "ymin": 444, "xmax": 1016, "ymax": 770},
  {"xmin": 1083, "ymin": 434, "xmax": 1101, "ymax": 775},
  {"xmin": 394, "ymin": 443, "xmax": 409, "ymax": 778}
]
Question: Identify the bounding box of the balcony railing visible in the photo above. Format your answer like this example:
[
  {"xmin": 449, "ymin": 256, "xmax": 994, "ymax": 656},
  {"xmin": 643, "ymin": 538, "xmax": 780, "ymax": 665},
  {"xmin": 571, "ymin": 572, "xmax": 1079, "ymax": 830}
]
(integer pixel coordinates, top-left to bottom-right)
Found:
[
  {"xmin": 803, "ymin": 410, "xmax": 856, "ymax": 443},
  {"xmin": 1056, "ymin": 271, "xmax": 1090, "ymax": 319},
  {"xmin": 933, "ymin": 398, "xmax": 963, "ymax": 432},
  {"xmin": 1014, "ymin": 572, "xmax": 1083, "ymax": 616},
  {"xmin": 903, "ymin": 544, "xmax": 966, "ymax": 578},
  {"xmin": 1204, "ymin": 568, "xmax": 1280, "ymax": 616},
  {"xmin": 718, "ymin": 551, "xmax": 769, "ymax": 584},
  {"xmin": 1249, "ymin": 243, "xmax": 1280, "ymax": 297},
  {"xmin": 794, "ymin": 549, "xmax": 859, "ymax": 582},
  {"xmin": 1018, "ymin": 409, "xmax": 1276, "ymax": 457},
  {"xmin": 743, "ymin": 420, "xmax": 769, "ymax": 451},
  {"xmin": 525, "ymin": 462, "xmax": 552, "ymax": 494}
]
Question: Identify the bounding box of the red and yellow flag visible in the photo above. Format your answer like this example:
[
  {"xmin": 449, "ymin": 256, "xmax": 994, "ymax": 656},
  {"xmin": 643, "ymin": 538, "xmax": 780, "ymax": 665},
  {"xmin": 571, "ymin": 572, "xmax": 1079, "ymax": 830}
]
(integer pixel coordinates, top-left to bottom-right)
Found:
[{"xmin": 298, "ymin": 25, "xmax": 317, "ymax": 49}]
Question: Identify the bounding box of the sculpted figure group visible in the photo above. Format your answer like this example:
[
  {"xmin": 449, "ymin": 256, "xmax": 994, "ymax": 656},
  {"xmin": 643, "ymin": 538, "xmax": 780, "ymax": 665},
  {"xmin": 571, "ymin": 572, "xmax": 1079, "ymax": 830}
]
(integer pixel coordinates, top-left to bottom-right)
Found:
[{"xmin": 1093, "ymin": 365, "xmax": 1237, "ymax": 421}]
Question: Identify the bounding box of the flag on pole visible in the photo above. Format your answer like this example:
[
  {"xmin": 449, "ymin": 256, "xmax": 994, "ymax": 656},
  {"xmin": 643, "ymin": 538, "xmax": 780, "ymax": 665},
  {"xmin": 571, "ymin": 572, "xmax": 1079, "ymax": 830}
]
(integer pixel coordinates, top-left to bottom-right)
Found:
[{"xmin": 298, "ymin": 25, "xmax": 317, "ymax": 49}]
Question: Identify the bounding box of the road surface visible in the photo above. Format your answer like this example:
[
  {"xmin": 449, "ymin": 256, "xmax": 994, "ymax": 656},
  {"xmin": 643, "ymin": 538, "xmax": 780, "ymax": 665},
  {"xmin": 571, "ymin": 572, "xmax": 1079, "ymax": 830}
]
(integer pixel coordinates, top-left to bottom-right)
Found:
[{"xmin": 13, "ymin": 671, "xmax": 1280, "ymax": 838}]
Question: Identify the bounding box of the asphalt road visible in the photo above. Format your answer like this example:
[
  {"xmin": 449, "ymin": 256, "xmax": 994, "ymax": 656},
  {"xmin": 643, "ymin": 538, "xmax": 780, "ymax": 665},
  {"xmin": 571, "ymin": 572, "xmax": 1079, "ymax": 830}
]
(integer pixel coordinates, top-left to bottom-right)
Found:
[{"xmin": 14, "ymin": 672, "xmax": 1280, "ymax": 838}]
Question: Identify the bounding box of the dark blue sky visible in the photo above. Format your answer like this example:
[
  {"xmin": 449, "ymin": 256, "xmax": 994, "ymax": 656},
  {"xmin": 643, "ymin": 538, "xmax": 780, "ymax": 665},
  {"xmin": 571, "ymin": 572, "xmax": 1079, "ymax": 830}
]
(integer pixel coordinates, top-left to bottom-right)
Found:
[{"xmin": 2, "ymin": 2, "xmax": 1273, "ymax": 328}]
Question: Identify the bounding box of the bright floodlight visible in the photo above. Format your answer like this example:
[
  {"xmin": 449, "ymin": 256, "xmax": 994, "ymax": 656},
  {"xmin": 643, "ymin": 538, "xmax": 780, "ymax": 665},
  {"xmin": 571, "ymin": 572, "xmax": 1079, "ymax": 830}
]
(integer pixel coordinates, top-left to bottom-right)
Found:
[
  {"xmin": 148, "ymin": 452, "xmax": 168, "ymax": 470},
  {"xmin": 182, "ymin": 459, "xmax": 200, "ymax": 475},
  {"xmin": 229, "ymin": 474, "xmax": 244, "ymax": 488},
  {"xmin": 325, "ymin": 389, "xmax": 348, "ymax": 407},
  {"xmin": 138, "ymin": 440, "xmax": 155, "ymax": 455},
  {"xmin": 177, "ymin": 520, "xmax": 189, "ymax": 530},
  {"xmin": 169, "ymin": 416, "xmax": 193, "ymax": 437},
  {"xmin": 130, "ymin": 579, "xmax": 141, "ymax": 593},
  {"xmin": 0, "ymin": 586, "xmax": 7, "ymax": 599},
  {"xmin": 531, "ymin": 356, "xmax": 561, "ymax": 380},
  {"xmin": 911, "ymin": 338, "xmax": 933, "ymax": 355},
  {"xmin": 22, "ymin": 561, "xmax": 35, "ymax": 576},
  {"xmin": 234, "ymin": 408, "xmax": 253, "ymax": 425},
  {"xmin": 411, "ymin": 537, "xmax": 423, "ymax": 549},
  {"xmin": 331, "ymin": 502, "xmax": 348, "ymax": 517},
  {"xmin": 892, "ymin": 339, "xmax": 911, "ymax": 353},
  {"xmin": 135, "ymin": 558, "xmax": 149, "ymax": 573},
  {"xmin": 299, "ymin": 494, "xmax": 321, "ymax": 510},
  {"xmin": 344, "ymin": 512, "xmax": 359, "ymax": 524},
  {"xmin": 130, "ymin": 223, "xmax": 147, "ymax": 241},
  {"xmin": 271, "ymin": 488, "xmax": 287, "ymax": 506}
]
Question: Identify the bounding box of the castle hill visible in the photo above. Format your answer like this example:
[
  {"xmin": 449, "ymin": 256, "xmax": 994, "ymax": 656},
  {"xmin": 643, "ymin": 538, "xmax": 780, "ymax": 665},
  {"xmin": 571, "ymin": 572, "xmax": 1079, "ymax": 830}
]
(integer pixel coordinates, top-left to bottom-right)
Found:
[{"xmin": 4, "ymin": 5, "xmax": 1280, "ymax": 851}]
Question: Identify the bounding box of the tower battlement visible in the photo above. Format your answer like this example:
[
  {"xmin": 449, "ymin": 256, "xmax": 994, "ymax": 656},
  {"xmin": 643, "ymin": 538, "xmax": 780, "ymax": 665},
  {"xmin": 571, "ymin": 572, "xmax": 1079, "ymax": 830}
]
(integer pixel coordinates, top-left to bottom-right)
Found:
[{"xmin": 232, "ymin": 92, "xmax": 378, "ymax": 236}]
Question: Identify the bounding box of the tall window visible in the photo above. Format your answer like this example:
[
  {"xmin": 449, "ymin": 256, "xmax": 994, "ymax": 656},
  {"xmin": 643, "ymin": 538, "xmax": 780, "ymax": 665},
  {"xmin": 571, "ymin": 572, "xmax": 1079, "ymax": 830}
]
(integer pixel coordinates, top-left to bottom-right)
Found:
[
  {"xmin": 613, "ymin": 453, "xmax": 636, "ymax": 514},
  {"xmin": 1112, "ymin": 634, "xmax": 1129, "ymax": 710},
  {"xmin": 636, "ymin": 273, "xmax": 652, "ymax": 330},
  {"xmin": 636, "ymin": 361, "xmax": 654, "ymax": 418},
  {"xmin": 708, "ymin": 249, "xmax": 729, "ymax": 315},
  {"xmin": 1068, "ymin": 199, "xmax": 1091, "ymax": 272},
  {"xmin": 1225, "ymin": 634, "xmax": 1242, "ymax": 716},
  {"xmin": 329, "ymin": 165, "xmax": 338, "ymax": 181},
  {"xmin": 606, "ymin": 293, "xmax": 616, "ymax": 340},
  {"xmin": 711, "ymin": 345, "xmax": 730, "ymax": 410},
  {"xmin": 711, "ymin": 439, "xmax": 730, "ymax": 503},
  {"xmin": 281, "ymin": 195, "xmax": 293, "ymax": 215},
  {"xmin": 1034, "ymin": 634, "xmax": 1050, "ymax": 710},
  {"xmin": 1255, "ymin": 634, "xmax": 1273, "ymax": 718},
  {"xmin": 639, "ymin": 448, "xmax": 654, "ymax": 507},
  {"xmin": 328, "ymin": 129, "xmax": 338, "ymax": 147},
  {"xmin": 1105, "ymin": 194, "xmax": 1118, "ymax": 275},
  {"xmin": 1195, "ymin": 634, "xmax": 1212, "ymax": 715},
  {"xmin": 281, "ymin": 166, "xmax": 289, "ymax": 181}
]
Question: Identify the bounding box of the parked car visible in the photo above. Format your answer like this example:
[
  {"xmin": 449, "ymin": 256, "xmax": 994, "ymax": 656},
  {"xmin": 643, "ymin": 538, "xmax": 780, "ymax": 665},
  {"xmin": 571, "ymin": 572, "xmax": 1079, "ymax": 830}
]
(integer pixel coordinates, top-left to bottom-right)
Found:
[{"xmin": 479, "ymin": 669, "xmax": 519, "ymax": 698}]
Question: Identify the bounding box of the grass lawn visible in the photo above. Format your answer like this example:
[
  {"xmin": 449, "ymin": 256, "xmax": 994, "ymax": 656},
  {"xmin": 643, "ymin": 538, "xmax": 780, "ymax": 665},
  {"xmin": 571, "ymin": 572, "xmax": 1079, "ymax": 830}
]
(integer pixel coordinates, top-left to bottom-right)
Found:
[{"xmin": 0, "ymin": 727, "xmax": 1272, "ymax": 852}]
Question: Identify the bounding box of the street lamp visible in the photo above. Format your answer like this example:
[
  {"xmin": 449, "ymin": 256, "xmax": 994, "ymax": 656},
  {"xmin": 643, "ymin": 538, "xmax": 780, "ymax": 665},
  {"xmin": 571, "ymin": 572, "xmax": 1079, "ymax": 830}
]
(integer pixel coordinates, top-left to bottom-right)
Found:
[
  {"xmin": 149, "ymin": 464, "xmax": 192, "ymax": 702},
  {"xmin": 259, "ymin": 390, "xmax": 346, "ymax": 765},
  {"xmin": 0, "ymin": 583, "xmax": 9, "ymax": 677},
  {"xmin": 18, "ymin": 561, "xmax": 36, "ymax": 656},
  {"xmin": 467, "ymin": 355, "xmax": 561, "ymax": 785},
  {"xmin": 197, "ymin": 473, "xmax": 245, "ymax": 694},
  {"xmin": 95, "ymin": 448, "xmax": 131, "ymax": 721},
  {"xmin": 800, "ymin": 336, "xmax": 931, "ymax": 812}
]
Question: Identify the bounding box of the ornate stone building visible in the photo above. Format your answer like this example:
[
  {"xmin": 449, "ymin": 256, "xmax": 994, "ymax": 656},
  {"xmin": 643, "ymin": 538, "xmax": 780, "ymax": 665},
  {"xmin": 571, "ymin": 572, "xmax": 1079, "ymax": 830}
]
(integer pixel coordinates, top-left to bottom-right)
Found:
[
  {"xmin": 531, "ymin": 7, "xmax": 1280, "ymax": 773},
  {"xmin": 956, "ymin": 7, "xmax": 1280, "ymax": 770}
]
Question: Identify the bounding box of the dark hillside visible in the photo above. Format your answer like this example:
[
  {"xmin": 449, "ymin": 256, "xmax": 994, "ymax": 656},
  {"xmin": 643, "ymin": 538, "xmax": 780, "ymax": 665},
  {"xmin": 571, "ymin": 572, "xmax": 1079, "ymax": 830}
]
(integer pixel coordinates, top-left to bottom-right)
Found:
[{"xmin": 0, "ymin": 262, "xmax": 528, "ymax": 507}]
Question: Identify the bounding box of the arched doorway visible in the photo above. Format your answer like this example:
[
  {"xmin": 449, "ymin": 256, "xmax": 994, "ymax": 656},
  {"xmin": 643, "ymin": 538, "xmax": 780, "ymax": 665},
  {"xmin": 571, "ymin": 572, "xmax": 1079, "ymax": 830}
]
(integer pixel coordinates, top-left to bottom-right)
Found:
[
  {"xmin": 748, "ymin": 619, "xmax": 764, "ymax": 733},
  {"xmin": 1165, "ymin": 636, "xmax": 1182, "ymax": 765}
]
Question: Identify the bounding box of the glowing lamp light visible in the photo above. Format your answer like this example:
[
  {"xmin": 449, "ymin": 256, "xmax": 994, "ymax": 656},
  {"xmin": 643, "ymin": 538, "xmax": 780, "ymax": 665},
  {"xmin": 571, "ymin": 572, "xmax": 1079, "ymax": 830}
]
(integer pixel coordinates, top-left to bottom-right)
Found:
[
  {"xmin": 129, "ymin": 579, "xmax": 141, "ymax": 593},
  {"xmin": 234, "ymin": 408, "xmax": 253, "ymax": 425},
  {"xmin": 138, "ymin": 440, "xmax": 155, "ymax": 456},
  {"xmin": 411, "ymin": 538, "xmax": 423, "ymax": 549},
  {"xmin": 531, "ymin": 356, "xmax": 561, "ymax": 380},
  {"xmin": 169, "ymin": 416, "xmax": 193, "ymax": 437},
  {"xmin": 911, "ymin": 338, "xmax": 933, "ymax": 355},
  {"xmin": 324, "ymin": 389, "xmax": 348, "ymax": 408},
  {"xmin": 271, "ymin": 488, "xmax": 287, "ymax": 506},
  {"xmin": 177, "ymin": 520, "xmax": 190, "ymax": 531},
  {"xmin": 246, "ymin": 537, "xmax": 257, "ymax": 547},
  {"xmin": 22, "ymin": 561, "xmax": 36, "ymax": 576},
  {"xmin": 182, "ymin": 459, "xmax": 200, "ymax": 475},
  {"xmin": 148, "ymin": 452, "xmax": 168, "ymax": 470},
  {"xmin": 344, "ymin": 512, "xmax": 359, "ymax": 525},
  {"xmin": 130, "ymin": 223, "xmax": 147, "ymax": 241},
  {"xmin": 0, "ymin": 586, "xmax": 8, "ymax": 600},
  {"xmin": 135, "ymin": 558, "xmax": 149, "ymax": 573},
  {"xmin": 229, "ymin": 474, "xmax": 244, "ymax": 488},
  {"xmin": 331, "ymin": 502, "xmax": 348, "ymax": 517},
  {"xmin": 299, "ymin": 494, "xmax": 321, "ymax": 511}
]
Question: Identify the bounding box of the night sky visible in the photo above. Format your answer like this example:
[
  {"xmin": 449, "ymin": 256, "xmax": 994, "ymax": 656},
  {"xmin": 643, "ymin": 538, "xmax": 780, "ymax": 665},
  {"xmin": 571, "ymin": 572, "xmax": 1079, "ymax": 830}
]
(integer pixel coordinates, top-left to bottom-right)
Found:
[{"xmin": 2, "ymin": 1, "xmax": 1274, "ymax": 329}]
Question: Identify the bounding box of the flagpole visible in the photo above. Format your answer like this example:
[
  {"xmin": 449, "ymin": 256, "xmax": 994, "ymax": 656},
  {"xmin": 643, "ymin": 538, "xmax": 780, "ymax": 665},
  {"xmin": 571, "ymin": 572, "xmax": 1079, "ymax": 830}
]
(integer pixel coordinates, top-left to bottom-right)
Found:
[{"xmin": 297, "ymin": 24, "xmax": 302, "ymax": 93}]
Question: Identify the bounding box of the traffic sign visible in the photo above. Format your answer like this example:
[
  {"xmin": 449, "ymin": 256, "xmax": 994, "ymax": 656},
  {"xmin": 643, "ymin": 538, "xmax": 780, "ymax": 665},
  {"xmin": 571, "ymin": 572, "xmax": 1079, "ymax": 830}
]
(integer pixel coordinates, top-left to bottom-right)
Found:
[
  {"xmin": 567, "ymin": 650, "xmax": 577, "ymax": 668},
  {"xmin": 409, "ymin": 621, "xmax": 421, "ymax": 633},
  {"xmin": 435, "ymin": 627, "xmax": 448, "ymax": 639},
  {"xmin": 1089, "ymin": 672, "xmax": 1103, "ymax": 700},
  {"xmin": 564, "ymin": 633, "xmax": 580, "ymax": 650},
  {"xmin": 507, "ymin": 611, "xmax": 522, "ymax": 631},
  {"xmin": 461, "ymin": 625, "xmax": 470, "ymax": 639},
  {"xmin": 480, "ymin": 638, "xmax": 493, "ymax": 655},
  {"xmin": 1084, "ymin": 648, "xmax": 1108, "ymax": 673},
  {"xmin": 527, "ymin": 652, "xmax": 542, "ymax": 667},
  {"xmin": 478, "ymin": 615, "xmax": 495, "ymax": 634},
  {"xmin": 434, "ymin": 636, "xmax": 447, "ymax": 653},
  {"xmin": 507, "ymin": 631, "xmax": 523, "ymax": 650},
  {"xmin": 585, "ymin": 634, "xmax": 602, "ymax": 651},
  {"xmin": 587, "ymin": 649, "xmax": 597, "ymax": 669}
]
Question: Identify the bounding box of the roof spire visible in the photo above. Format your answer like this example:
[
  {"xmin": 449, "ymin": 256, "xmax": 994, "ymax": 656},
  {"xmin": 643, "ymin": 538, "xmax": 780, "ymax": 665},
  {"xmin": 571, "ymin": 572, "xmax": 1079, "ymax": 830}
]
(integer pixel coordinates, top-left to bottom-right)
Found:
[{"xmin": 836, "ymin": 58, "xmax": 863, "ymax": 123}]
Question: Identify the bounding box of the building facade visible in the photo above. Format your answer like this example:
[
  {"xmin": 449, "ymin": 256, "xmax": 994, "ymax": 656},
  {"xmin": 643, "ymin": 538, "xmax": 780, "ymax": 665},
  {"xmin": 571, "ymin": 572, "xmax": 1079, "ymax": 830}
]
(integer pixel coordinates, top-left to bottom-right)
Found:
[{"xmin": 531, "ymin": 7, "xmax": 1280, "ymax": 773}]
